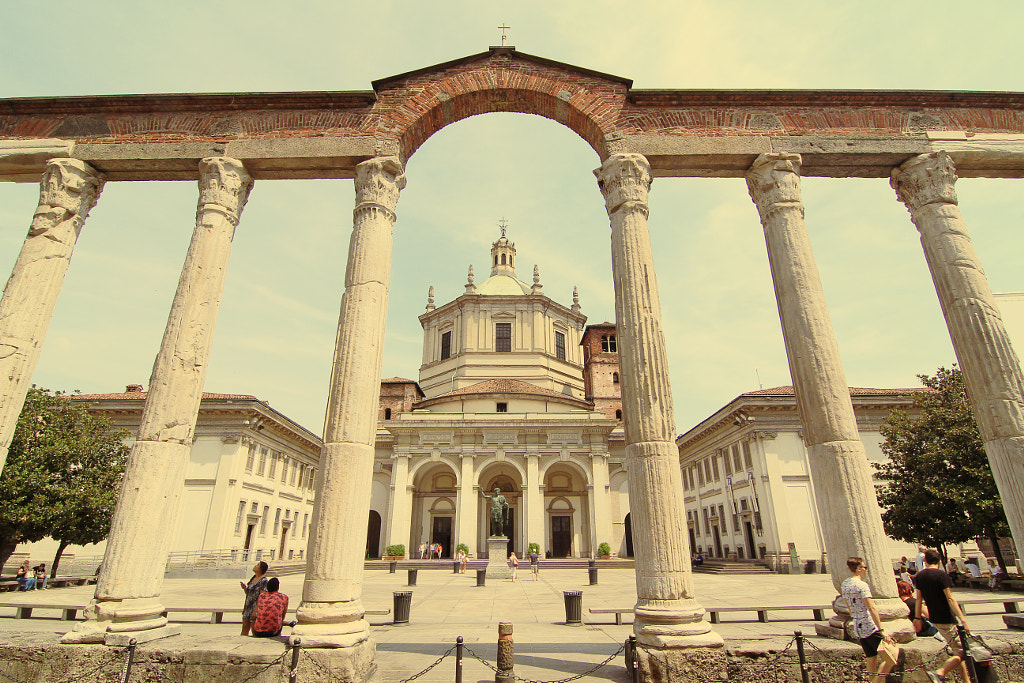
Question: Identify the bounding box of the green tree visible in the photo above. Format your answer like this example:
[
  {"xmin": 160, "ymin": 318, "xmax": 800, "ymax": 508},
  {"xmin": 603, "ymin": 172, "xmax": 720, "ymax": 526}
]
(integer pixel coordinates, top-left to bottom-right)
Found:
[
  {"xmin": 875, "ymin": 366, "xmax": 1010, "ymax": 571},
  {"xmin": 0, "ymin": 387, "xmax": 129, "ymax": 576}
]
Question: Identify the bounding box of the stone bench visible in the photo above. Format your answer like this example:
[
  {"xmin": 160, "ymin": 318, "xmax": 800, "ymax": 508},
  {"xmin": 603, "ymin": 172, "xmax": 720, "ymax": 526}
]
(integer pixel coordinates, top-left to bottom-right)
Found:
[
  {"xmin": 957, "ymin": 597, "xmax": 1019, "ymax": 614},
  {"xmin": 588, "ymin": 608, "xmax": 633, "ymax": 625},
  {"xmin": 707, "ymin": 605, "xmax": 828, "ymax": 624},
  {"xmin": 160, "ymin": 606, "xmax": 391, "ymax": 624},
  {"xmin": 0, "ymin": 602, "xmax": 84, "ymax": 620},
  {"xmin": 590, "ymin": 605, "xmax": 828, "ymax": 625}
]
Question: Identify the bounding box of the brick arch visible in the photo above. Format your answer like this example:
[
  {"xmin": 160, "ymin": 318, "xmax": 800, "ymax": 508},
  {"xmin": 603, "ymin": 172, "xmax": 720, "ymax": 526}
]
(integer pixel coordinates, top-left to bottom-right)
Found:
[{"xmin": 371, "ymin": 48, "xmax": 631, "ymax": 163}]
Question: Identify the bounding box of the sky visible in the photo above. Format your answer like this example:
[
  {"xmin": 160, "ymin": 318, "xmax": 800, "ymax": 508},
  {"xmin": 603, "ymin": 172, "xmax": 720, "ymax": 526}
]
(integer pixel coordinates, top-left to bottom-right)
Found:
[{"xmin": 0, "ymin": 0, "xmax": 1022, "ymax": 436}]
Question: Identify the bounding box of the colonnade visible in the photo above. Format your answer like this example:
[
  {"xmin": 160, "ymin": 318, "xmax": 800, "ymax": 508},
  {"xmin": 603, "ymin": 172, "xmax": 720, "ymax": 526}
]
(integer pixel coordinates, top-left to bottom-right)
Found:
[{"xmin": 0, "ymin": 150, "xmax": 1017, "ymax": 663}]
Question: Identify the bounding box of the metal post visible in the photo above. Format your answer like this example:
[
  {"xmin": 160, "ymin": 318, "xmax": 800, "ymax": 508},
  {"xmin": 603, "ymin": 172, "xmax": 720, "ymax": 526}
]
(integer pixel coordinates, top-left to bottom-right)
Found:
[
  {"xmin": 495, "ymin": 622, "xmax": 514, "ymax": 683},
  {"xmin": 626, "ymin": 635, "xmax": 638, "ymax": 683},
  {"xmin": 957, "ymin": 625, "xmax": 979, "ymax": 683},
  {"xmin": 119, "ymin": 638, "xmax": 137, "ymax": 683},
  {"xmin": 289, "ymin": 637, "xmax": 302, "ymax": 683},
  {"xmin": 455, "ymin": 635, "xmax": 464, "ymax": 683},
  {"xmin": 794, "ymin": 630, "xmax": 811, "ymax": 683}
]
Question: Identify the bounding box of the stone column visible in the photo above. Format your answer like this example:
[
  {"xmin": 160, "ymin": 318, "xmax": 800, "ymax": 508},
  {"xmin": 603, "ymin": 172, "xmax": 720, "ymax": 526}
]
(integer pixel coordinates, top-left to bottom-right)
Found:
[
  {"xmin": 456, "ymin": 452, "xmax": 477, "ymax": 554},
  {"xmin": 64, "ymin": 157, "xmax": 252, "ymax": 645},
  {"xmin": 294, "ymin": 156, "xmax": 405, "ymax": 651},
  {"xmin": 892, "ymin": 151, "xmax": 1024, "ymax": 561},
  {"xmin": 595, "ymin": 153, "xmax": 723, "ymax": 656},
  {"xmin": 746, "ymin": 153, "xmax": 910, "ymax": 635},
  {"xmin": 525, "ymin": 452, "xmax": 544, "ymax": 553},
  {"xmin": 385, "ymin": 453, "xmax": 413, "ymax": 552},
  {"xmin": 591, "ymin": 450, "xmax": 613, "ymax": 554},
  {"xmin": 0, "ymin": 159, "xmax": 103, "ymax": 474}
]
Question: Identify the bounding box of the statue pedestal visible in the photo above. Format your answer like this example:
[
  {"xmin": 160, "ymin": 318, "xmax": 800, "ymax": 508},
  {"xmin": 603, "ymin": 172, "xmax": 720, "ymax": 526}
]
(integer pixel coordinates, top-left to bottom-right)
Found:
[{"xmin": 485, "ymin": 537, "xmax": 512, "ymax": 579}]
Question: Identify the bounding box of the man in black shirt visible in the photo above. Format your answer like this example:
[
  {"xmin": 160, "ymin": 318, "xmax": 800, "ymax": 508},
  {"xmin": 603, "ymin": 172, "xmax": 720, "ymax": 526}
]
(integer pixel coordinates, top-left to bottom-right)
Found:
[{"xmin": 915, "ymin": 548, "xmax": 969, "ymax": 683}]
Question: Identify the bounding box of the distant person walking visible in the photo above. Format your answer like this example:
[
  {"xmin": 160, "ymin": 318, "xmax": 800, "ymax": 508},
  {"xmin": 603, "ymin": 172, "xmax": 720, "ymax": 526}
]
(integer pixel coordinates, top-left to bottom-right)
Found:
[
  {"xmin": 530, "ymin": 549, "xmax": 539, "ymax": 580},
  {"xmin": 252, "ymin": 577, "xmax": 290, "ymax": 637},
  {"xmin": 916, "ymin": 548, "xmax": 970, "ymax": 683},
  {"xmin": 841, "ymin": 557, "xmax": 897, "ymax": 683},
  {"xmin": 240, "ymin": 561, "xmax": 269, "ymax": 636},
  {"xmin": 419, "ymin": 542, "xmax": 426, "ymax": 560},
  {"xmin": 508, "ymin": 552, "xmax": 519, "ymax": 581}
]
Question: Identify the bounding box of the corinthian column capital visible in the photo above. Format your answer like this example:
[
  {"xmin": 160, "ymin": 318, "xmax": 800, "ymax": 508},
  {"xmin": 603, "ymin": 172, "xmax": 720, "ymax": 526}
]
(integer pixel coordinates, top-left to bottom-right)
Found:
[
  {"xmin": 354, "ymin": 156, "xmax": 406, "ymax": 219},
  {"xmin": 594, "ymin": 153, "xmax": 651, "ymax": 217},
  {"xmin": 198, "ymin": 157, "xmax": 253, "ymax": 224},
  {"xmin": 891, "ymin": 151, "xmax": 958, "ymax": 212},
  {"xmin": 37, "ymin": 159, "xmax": 104, "ymax": 221},
  {"xmin": 746, "ymin": 152, "xmax": 803, "ymax": 220}
]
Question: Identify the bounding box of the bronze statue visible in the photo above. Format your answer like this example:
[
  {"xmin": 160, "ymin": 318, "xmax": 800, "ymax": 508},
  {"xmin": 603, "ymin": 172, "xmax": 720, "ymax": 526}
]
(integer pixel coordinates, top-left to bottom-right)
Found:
[{"xmin": 481, "ymin": 487, "xmax": 509, "ymax": 537}]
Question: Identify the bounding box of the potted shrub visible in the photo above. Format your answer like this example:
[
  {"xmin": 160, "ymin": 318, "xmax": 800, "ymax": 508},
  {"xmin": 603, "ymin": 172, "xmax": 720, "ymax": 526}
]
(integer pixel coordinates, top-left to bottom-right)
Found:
[
  {"xmin": 598, "ymin": 542, "xmax": 612, "ymax": 559},
  {"xmin": 528, "ymin": 542, "xmax": 540, "ymax": 556},
  {"xmin": 456, "ymin": 543, "xmax": 470, "ymax": 558},
  {"xmin": 384, "ymin": 544, "xmax": 405, "ymax": 560}
]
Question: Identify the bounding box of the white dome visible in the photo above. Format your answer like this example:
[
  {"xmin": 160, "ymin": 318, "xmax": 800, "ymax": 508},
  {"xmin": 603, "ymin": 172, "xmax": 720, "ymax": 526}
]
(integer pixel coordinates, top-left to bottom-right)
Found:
[{"xmin": 476, "ymin": 274, "xmax": 532, "ymax": 295}]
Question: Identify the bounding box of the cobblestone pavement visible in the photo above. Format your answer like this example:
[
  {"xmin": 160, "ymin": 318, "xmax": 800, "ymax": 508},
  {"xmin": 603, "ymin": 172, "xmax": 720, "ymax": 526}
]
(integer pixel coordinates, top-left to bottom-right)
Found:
[{"xmin": 1, "ymin": 567, "xmax": 1023, "ymax": 681}]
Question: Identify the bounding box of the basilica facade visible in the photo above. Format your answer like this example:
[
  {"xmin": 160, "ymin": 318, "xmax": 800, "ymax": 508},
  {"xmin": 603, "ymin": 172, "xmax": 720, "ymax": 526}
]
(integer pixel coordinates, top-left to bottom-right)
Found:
[{"xmin": 367, "ymin": 232, "xmax": 630, "ymax": 560}]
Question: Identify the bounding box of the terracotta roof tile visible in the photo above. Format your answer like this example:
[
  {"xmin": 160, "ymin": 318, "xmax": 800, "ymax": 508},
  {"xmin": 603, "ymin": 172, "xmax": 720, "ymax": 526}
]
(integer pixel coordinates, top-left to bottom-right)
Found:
[
  {"xmin": 427, "ymin": 378, "xmax": 572, "ymax": 401},
  {"xmin": 381, "ymin": 377, "xmax": 418, "ymax": 384}
]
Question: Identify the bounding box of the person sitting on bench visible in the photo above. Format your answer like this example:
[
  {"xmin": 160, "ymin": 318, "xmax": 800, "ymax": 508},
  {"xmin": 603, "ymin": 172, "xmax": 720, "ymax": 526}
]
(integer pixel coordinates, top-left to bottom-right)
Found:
[{"xmin": 252, "ymin": 577, "xmax": 291, "ymax": 637}]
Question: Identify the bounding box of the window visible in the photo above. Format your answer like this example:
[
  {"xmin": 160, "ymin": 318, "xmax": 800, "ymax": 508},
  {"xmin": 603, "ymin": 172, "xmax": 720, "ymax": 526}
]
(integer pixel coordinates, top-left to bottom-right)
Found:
[
  {"xmin": 501, "ymin": 253, "xmax": 506, "ymax": 265},
  {"xmin": 733, "ymin": 513, "xmax": 740, "ymax": 532},
  {"xmin": 703, "ymin": 459, "xmax": 711, "ymax": 482},
  {"xmin": 724, "ymin": 451, "xmax": 732, "ymax": 476},
  {"xmin": 245, "ymin": 444, "xmax": 256, "ymax": 472},
  {"xmin": 384, "ymin": 408, "xmax": 392, "ymax": 420},
  {"xmin": 235, "ymin": 501, "xmax": 246, "ymax": 533},
  {"xmin": 601, "ymin": 335, "xmax": 617, "ymax": 352},
  {"xmin": 494, "ymin": 255, "xmax": 498, "ymax": 266},
  {"xmin": 303, "ymin": 513, "xmax": 309, "ymax": 538},
  {"xmin": 496, "ymin": 402, "xmax": 508, "ymax": 413},
  {"xmin": 260, "ymin": 506, "xmax": 269, "ymax": 534},
  {"xmin": 307, "ymin": 469, "xmax": 316, "ymax": 490},
  {"xmin": 718, "ymin": 504, "xmax": 726, "ymax": 522},
  {"xmin": 711, "ymin": 456, "xmax": 720, "ymax": 481},
  {"xmin": 694, "ymin": 514, "xmax": 700, "ymax": 535},
  {"xmin": 612, "ymin": 372, "xmax": 619, "ymax": 383},
  {"xmin": 743, "ymin": 441, "xmax": 753, "ymax": 469},
  {"xmin": 280, "ymin": 457, "xmax": 289, "ymax": 483},
  {"xmin": 554, "ymin": 331, "xmax": 566, "ymax": 361},
  {"xmin": 440, "ymin": 331, "xmax": 452, "ymax": 360},
  {"xmin": 702, "ymin": 508, "xmax": 710, "ymax": 528},
  {"xmin": 615, "ymin": 409, "xmax": 622, "ymax": 420},
  {"xmin": 697, "ymin": 465, "xmax": 704, "ymax": 486},
  {"xmin": 273, "ymin": 508, "xmax": 282, "ymax": 535},
  {"xmin": 268, "ymin": 452, "xmax": 278, "ymax": 478},
  {"xmin": 740, "ymin": 498, "xmax": 749, "ymax": 511},
  {"xmin": 495, "ymin": 322, "xmax": 511, "ymax": 352},
  {"xmin": 290, "ymin": 462, "xmax": 299, "ymax": 486},
  {"xmin": 256, "ymin": 448, "xmax": 268, "ymax": 476},
  {"xmin": 733, "ymin": 445, "xmax": 742, "ymax": 472},
  {"xmin": 251, "ymin": 502, "xmax": 258, "ymax": 514}
]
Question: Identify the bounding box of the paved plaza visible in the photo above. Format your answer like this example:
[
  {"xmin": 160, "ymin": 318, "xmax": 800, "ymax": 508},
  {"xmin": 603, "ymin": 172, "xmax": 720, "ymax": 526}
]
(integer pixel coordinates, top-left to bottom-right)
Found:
[{"xmin": 2, "ymin": 567, "xmax": 1024, "ymax": 681}]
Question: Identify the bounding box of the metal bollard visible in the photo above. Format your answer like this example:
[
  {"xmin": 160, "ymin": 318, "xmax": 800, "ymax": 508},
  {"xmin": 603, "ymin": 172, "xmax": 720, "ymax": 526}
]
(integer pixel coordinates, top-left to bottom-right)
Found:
[
  {"xmin": 119, "ymin": 637, "xmax": 138, "ymax": 683},
  {"xmin": 625, "ymin": 635, "xmax": 639, "ymax": 683},
  {"xmin": 957, "ymin": 625, "xmax": 980, "ymax": 683},
  {"xmin": 289, "ymin": 638, "xmax": 302, "ymax": 683},
  {"xmin": 455, "ymin": 635, "xmax": 464, "ymax": 683},
  {"xmin": 453, "ymin": 560, "xmax": 461, "ymax": 574},
  {"xmin": 389, "ymin": 560, "xmax": 397, "ymax": 573},
  {"xmin": 407, "ymin": 568, "xmax": 418, "ymax": 586},
  {"xmin": 588, "ymin": 565, "xmax": 598, "ymax": 585},
  {"xmin": 476, "ymin": 569, "xmax": 486, "ymax": 586},
  {"xmin": 794, "ymin": 631, "xmax": 811, "ymax": 683},
  {"xmin": 495, "ymin": 622, "xmax": 514, "ymax": 683}
]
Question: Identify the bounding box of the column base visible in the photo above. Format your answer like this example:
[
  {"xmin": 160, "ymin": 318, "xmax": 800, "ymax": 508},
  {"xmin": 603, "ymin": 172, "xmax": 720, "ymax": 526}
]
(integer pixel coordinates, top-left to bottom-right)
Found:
[
  {"xmin": 61, "ymin": 597, "xmax": 176, "ymax": 645},
  {"xmin": 485, "ymin": 537, "xmax": 511, "ymax": 579},
  {"xmin": 292, "ymin": 638, "xmax": 378, "ymax": 682},
  {"xmin": 633, "ymin": 643, "xmax": 727, "ymax": 682},
  {"xmin": 827, "ymin": 595, "xmax": 917, "ymax": 643},
  {"xmin": 634, "ymin": 599, "xmax": 724, "ymax": 649}
]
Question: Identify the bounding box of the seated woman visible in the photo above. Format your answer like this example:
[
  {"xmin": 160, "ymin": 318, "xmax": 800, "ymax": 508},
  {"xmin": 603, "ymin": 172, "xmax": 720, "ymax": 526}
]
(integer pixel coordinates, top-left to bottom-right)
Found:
[
  {"xmin": 16, "ymin": 560, "xmax": 35, "ymax": 591},
  {"xmin": 252, "ymin": 577, "xmax": 290, "ymax": 637}
]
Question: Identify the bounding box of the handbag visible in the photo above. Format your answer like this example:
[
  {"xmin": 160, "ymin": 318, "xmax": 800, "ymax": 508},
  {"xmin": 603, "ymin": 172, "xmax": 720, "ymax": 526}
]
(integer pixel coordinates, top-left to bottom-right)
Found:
[
  {"xmin": 915, "ymin": 617, "xmax": 939, "ymax": 637},
  {"xmin": 878, "ymin": 638, "xmax": 900, "ymax": 668}
]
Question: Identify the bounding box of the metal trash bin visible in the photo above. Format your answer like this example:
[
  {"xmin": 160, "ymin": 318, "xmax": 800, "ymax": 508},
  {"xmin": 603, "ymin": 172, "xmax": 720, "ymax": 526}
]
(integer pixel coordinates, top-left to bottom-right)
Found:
[
  {"xmin": 804, "ymin": 560, "xmax": 817, "ymax": 574},
  {"xmin": 407, "ymin": 568, "xmax": 418, "ymax": 586},
  {"xmin": 393, "ymin": 591, "xmax": 412, "ymax": 624},
  {"xmin": 563, "ymin": 590, "xmax": 583, "ymax": 625},
  {"xmin": 588, "ymin": 565, "xmax": 598, "ymax": 585},
  {"xmin": 476, "ymin": 569, "xmax": 486, "ymax": 587},
  {"xmin": 389, "ymin": 561, "xmax": 397, "ymax": 573},
  {"xmin": 453, "ymin": 561, "xmax": 461, "ymax": 574}
]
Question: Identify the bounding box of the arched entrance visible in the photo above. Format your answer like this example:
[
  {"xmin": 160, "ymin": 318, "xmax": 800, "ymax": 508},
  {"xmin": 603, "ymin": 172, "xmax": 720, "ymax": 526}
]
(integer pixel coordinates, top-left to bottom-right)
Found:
[
  {"xmin": 365, "ymin": 510, "xmax": 381, "ymax": 559},
  {"xmin": 479, "ymin": 463, "xmax": 523, "ymax": 558},
  {"xmin": 410, "ymin": 462, "xmax": 459, "ymax": 557},
  {"xmin": 543, "ymin": 462, "xmax": 590, "ymax": 558},
  {"xmin": 624, "ymin": 513, "xmax": 633, "ymax": 558}
]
